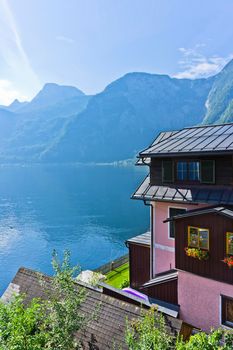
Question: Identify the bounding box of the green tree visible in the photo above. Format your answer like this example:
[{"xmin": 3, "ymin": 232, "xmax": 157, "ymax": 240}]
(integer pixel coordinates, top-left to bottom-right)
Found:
[
  {"xmin": 125, "ymin": 307, "xmax": 233, "ymax": 350},
  {"xmin": 125, "ymin": 306, "xmax": 176, "ymax": 350},
  {"xmin": 0, "ymin": 250, "xmax": 94, "ymax": 350},
  {"xmin": 0, "ymin": 295, "xmax": 47, "ymax": 349}
]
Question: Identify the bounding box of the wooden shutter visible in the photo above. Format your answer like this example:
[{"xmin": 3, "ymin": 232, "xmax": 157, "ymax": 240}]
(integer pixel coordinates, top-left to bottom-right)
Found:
[
  {"xmin": 162, "ymin": 160, "xmax": 174, "ymax": 183},
  {"xmin": 200, "ymin": 160, "xmax": 215, "ymax": 184}
]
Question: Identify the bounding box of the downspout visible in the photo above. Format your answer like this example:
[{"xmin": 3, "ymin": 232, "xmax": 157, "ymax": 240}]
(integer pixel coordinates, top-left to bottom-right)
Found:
[{"xmin": 144, "ymin": 200, "xmax": 154, "ymax": 279}]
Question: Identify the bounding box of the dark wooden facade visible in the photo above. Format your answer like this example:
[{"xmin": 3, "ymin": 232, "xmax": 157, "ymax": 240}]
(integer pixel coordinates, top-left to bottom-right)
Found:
[
  {"xmin": 128, "ymin": 243, "xmax": 150, "ymax": 289},
  {"xmin": 150, "ymin": 155, "xmax": 233, "ymax": 186},
  {"xmin": 141, "ymin": 278, "xmax": 178, "ymax": 304},
  {"xmin": 175, "ymin": 213, "xmax": 233, "ymax": 284}
]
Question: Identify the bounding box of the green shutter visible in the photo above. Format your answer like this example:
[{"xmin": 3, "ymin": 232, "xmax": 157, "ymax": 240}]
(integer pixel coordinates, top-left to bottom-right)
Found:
[
  {"xmin": 200, "ymin": 160, "xmax": 215, "ymax": 184},
  {"xmin": 162, "ymin": 160, "xmax": 174, "ymax": 183}
]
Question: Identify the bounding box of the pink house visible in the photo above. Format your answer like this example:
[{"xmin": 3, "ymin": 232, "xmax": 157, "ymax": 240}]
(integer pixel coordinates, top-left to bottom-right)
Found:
[{"xmin": 127, "ymin": 123, "xmax": 233, "ymax": 331}]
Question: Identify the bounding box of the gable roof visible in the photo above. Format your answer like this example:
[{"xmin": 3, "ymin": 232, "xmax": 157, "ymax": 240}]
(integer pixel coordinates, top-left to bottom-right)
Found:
[
  {"xmin": 126, "ymin": 231, "xmax": 151, "ymax": 246},
  {"xmin": 164, "ymin": 205, "xmax": 233, "ymax": 223},
  {"xmin": 139, "ymin": 123, "xmax": 233, "ymax": 158},
  {"xmin": 2, "ymin": 267, "xmax": 182, "ymax": 349},
  {"xmin": 136, "ymin": 130, "xmax": 178, "ymax": 165},
  {"xmin": 132, "ymin": 175, "xmax": 233, "ymax": 205}
]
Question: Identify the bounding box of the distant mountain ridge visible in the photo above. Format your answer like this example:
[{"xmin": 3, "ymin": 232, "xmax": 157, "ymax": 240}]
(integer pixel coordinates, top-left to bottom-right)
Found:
[
  {"xmin": 203, "ymin": 59, "xmax": 233, "ymax": 124},
  {"xmin": 0, "ymin": 61, "xmax": 232, "ymax": 163}
]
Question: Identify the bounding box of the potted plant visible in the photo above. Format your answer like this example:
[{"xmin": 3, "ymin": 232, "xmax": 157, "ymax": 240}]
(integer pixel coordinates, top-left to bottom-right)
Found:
[
  {"xmin": 184, "ymin": 247, "xmax": 209, "ymax": 261},
  {"xmin": 222, "ymin": 256, "xmax": 233, "ymax": 268}
]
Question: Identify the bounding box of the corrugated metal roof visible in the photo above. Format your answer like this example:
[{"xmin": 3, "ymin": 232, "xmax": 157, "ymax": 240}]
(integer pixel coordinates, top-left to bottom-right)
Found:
[
  {"xmin": 126, "ymin": 231, "xmax": 151, "ymax": 246},
  {"xmin": 139, "ymin": 123, "xmax": 233, "ymax": 157},
  {"xmin": 164, "ymin": 206, "xmax": 233, "ymax": 222},
  {"xmin": 143, "ymin": 270, "xmax": 178, "ymax": 287},
  {"xmin": 132, "ymin": 175, "xmax": 233, "ymax": 205},
  {"xmin": 135, "ymin": 130, "xmax": 179, "ymax": 165}
]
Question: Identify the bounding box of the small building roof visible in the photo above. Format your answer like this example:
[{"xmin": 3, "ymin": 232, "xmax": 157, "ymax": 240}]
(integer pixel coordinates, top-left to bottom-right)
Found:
[
  {"xmin": 164, "ymin": 205, "xmax": 233, "ymax": 223},
  {"xmin": 132, "ymin": 175, "xmax": 233, "ymax": 205},
  {"xmin": 126, "ymin": 231, "xmax": 151, "ymax": 246},
  {"xmin": 2, "ymin": 267, "xmax": 181, "ymax": 349},
  {"xmin": 139, "ymin": 123, "xmax": 233, "ymax": 158}
]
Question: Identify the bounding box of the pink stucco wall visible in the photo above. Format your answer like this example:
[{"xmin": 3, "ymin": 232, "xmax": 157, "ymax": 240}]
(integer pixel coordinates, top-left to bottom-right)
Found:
[
  {"xmin": 152, "ymin": 202, "xmax": 206, "ymax": 275},
  {"xmin": 178, "ymin": 270, "xmax": 233, "ymax": 331}
]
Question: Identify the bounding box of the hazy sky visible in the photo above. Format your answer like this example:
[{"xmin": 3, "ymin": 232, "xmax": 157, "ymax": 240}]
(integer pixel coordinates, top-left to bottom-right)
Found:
[{"xmin": 0, "ymin": 0, "xmax": 233, "ymax": 104}]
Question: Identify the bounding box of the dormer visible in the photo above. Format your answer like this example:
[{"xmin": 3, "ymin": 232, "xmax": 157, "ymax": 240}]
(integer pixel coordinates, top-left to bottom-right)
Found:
[{"xmin": 133, "ymin": 123, "xmax": 233, "ymax": 205}]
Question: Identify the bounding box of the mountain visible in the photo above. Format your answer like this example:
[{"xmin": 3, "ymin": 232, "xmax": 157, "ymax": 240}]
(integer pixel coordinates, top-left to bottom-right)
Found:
[
  {"xmin": 7, "ymin": 99, "xmax": 29, "ymax": 112},
  {"xmin": 0, "ymin": 83, "xmax": 90, "ymax": 162},
  {"xmin": 0, "ymin": 109, "xmax": 18, "ymax": 143},
  {"xmin": 1, "ymin": 60, "xmax": 233, "ymax": 163},
  {"xmin": 203, "ymin": 60, "xmax": 233, "ymax": 124},
  {"xmin": 40, "ymin": 73, "xmax": 213, "ymax": 163},
  {"xmin": 19, "ymin": 83, "xmax": 85, "ymax": 113}
]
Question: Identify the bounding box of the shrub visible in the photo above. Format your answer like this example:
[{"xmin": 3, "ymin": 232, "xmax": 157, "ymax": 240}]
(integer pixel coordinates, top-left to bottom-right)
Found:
[{"xmin": 0, "ymin": 250, "xmax": 94, "ymax": 350}]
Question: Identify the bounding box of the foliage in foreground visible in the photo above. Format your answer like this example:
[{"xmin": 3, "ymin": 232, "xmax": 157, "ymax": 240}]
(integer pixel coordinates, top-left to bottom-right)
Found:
[
  {"xmin": 0, "ymin": 250, "xmax": 89, "ymax": 350},
  {"xmin": 125, "ymin": 307, "xmax": 233, "ymax": 350}
]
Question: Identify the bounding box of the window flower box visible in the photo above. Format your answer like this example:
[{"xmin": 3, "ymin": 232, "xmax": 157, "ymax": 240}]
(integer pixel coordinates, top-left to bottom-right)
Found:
[
  {"xmin": 184, "ymin": 247, "xmax": 209, "ymax": 261},
  {"xmin": 222, "ymin": 256, "xmax": 233, "ymax": 268}
]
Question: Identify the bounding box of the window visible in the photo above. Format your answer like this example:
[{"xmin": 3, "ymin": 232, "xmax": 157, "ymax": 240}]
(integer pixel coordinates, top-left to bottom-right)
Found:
[
  {"xmin": 200, "ymin": 160, "xmax": 215, "ymax": 184},
  {"xmin": 189, "ymin": 161, "xmax": 200, "ymax": 181},
  {"xmin": 176, "ymin": 161, "xmax": 200, "ymax": 182},
  {"xmin": 222, "ymin": 296, "xmax": 233, "ymax": 328},
  {"xmin": 162, "ymin": 159, "xmax": 215, "ymax": 184},
  {"xmin": 226, "ymin": 232, "xmax": 233, "ymax": 255},
  {"xmin": 188, "ymin": 226, "xmax": 209, "ymax": 250},
  {"xmin": 169, "ymin": 207, "xmax": 186, "ymax": 238},
  {"xmin": 162, "ymin": 160, "xmax": 174, "ymax": 183},
  {"xmin": 177, "ymin": 162, "xmax": 188, "ymax": 181}
]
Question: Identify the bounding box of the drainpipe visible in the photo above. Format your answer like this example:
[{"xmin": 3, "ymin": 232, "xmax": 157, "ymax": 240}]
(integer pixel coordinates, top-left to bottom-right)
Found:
[{"xmin": 144, "ymin": 200, "xmax": 154, "ymax": 279}]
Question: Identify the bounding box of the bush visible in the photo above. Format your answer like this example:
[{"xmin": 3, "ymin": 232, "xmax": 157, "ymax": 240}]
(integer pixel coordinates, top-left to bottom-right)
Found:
[
  {"xmin": 125, "ymin": 307, "xmax": 233, "ymax": 350},
  {"xmin": 125, "ymin": 306, "xmax": 176, "ymax": 350},
  {"xmin": 120, "ymin": 279, "xmax": 129, "ymax": 289},
  {"xmin": 0, "ymin": 250, "xmax": 94, "ymax": 350}
]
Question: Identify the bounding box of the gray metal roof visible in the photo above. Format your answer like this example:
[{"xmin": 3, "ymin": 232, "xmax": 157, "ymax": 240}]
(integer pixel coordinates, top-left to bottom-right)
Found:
[
  {"xmin": 136, "ymin": 130, "xmax": 178, "ymax": 165},
  {"xmin": 132, "ymin": 175, "xmax": 233, "ymax": 205},
  {"xmin": 139, "ymin": 123, "xmax": 233, "ymax": 157},
  {"xmin": 126, "ymin": 231, "xmax": 151, "ymax": 246},
  {"xmin": 143, "ymin": 270, "xmax": 178, "ymax": 287},
  {"xmin": 164, "ymin": 206, "xmax": 233, "ymax": 222}
]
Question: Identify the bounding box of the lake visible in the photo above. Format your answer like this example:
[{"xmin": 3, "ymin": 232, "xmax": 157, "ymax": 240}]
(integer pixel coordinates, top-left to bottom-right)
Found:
[{"xmin": 0, "ymin": 164, "xmax": 149, "ymax": 294}]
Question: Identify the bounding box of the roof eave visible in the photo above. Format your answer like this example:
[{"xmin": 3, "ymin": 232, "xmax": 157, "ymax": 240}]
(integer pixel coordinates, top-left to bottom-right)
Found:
[{"xmin": 139, "ymin": 149, "xmax": 233, "ymax": 158}]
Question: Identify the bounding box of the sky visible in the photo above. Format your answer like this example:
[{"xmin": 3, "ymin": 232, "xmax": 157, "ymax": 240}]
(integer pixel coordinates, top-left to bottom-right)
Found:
[{"xmin": 0, "ymin": 0, "xmax": 233, "ymax": 105}]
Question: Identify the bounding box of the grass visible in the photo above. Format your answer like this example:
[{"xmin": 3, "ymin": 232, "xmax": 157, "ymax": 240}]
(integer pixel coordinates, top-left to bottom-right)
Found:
[{"xmin": 105, "ymin": 262, "xmax": 129, "ymax": 289}]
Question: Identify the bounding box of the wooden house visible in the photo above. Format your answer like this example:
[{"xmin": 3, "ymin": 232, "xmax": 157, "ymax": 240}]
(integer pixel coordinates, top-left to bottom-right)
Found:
[{"xmin": 128, "ymin": 123, "xmax": 233, "ymax": 330}]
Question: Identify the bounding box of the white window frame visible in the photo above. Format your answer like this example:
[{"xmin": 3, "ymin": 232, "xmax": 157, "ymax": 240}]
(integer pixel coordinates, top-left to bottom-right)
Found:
[{"xmin": 167, "ymin": 206, "xmax": 187, "ymax": 240}]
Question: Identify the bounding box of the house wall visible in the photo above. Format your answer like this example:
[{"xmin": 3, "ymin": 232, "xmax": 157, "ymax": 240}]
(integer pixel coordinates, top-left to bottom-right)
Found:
[
  {"xmin": 129, "ymin": 243, "xmax": 150, "ymax": 289},
  {"xmin": 152, "ymin": 201, "xmax": 206, "ymax": 276},
  {"xmin": 141, "ymin": 278, "xmax": 178, "ymax": 304},
  {"xmin": 178, "ymin": 270, "xmax": 233, "ymax": 331},
  {"xmin": 175, "ymin": 213, "xmax": 233, "ymax": 284},
  {"xmin": 150, "ymin": 155, "xmax": 233, "ymax": 186}
]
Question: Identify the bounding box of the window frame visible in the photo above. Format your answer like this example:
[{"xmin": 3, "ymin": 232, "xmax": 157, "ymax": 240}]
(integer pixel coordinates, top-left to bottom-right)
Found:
[
  {"xmin": 168, "ymin": 206, "xmax": 187, "ymax": 239},
  {"xmin": 188, "ymin": 225, "xmax": 209, "ymax": 251},
  {"xmin": 226, "ymin": 232, "xmax": 233, "ymax": 256},
  {"xmin": 200, "ymin": 159, "xmax": 215, "ymax": 184},
  {"xmin": 221, "ymin": 295, "xmax": 233, "ymax": 329},
  {"xmin": 175, "ymin": 160, "xmax": 200, "ymax": 184}
]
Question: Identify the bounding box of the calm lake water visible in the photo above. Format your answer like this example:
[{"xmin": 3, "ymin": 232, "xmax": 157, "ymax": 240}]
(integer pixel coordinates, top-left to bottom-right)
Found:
[{"xmin": 0, "ymin": 164, "xmax": 149, "ymax": 294}]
